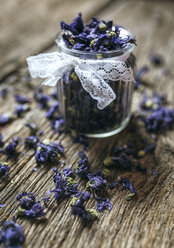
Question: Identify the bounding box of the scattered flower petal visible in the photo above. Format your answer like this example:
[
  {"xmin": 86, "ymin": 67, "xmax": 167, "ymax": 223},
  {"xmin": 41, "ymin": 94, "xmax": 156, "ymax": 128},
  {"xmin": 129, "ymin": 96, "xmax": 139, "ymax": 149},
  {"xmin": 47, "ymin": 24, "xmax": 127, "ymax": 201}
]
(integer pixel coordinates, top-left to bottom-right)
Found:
[{"xmin": 0, "ymin": 220, "xmax": 25, "ymax": 248}]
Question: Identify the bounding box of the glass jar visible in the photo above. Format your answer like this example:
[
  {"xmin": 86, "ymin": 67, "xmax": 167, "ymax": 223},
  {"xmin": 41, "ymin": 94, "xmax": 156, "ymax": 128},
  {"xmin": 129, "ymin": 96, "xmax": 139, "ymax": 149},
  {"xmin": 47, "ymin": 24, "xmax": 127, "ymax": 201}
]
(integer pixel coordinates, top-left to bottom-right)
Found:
[{"xmin": 55, "ymin": 27, "xmax": 136, "ymax": 138}]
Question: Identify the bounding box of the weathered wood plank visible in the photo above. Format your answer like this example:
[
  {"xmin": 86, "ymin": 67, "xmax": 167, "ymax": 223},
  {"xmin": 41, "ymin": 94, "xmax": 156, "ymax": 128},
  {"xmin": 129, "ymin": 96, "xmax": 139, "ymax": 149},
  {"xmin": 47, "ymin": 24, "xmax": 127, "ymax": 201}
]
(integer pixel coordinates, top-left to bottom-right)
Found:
[{"xmin": 0, "ymin": 1, "xmax": 174, "ymax": 248}]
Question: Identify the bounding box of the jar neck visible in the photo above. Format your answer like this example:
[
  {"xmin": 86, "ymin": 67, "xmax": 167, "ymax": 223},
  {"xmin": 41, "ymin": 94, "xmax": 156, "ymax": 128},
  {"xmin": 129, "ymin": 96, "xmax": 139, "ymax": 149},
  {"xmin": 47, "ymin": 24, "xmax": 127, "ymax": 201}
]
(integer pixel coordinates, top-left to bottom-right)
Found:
[{"xmin": 55, "ymin": 26, "xmax": 135, "ymax": 60}]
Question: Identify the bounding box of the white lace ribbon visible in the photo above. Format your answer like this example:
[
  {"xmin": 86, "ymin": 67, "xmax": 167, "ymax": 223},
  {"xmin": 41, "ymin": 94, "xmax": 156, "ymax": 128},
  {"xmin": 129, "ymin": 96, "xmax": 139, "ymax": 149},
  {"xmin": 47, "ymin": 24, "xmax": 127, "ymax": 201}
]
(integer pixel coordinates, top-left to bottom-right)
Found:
[{"xmin": 27, "ymin": 52, "xmax": 134, "ymax": 109}]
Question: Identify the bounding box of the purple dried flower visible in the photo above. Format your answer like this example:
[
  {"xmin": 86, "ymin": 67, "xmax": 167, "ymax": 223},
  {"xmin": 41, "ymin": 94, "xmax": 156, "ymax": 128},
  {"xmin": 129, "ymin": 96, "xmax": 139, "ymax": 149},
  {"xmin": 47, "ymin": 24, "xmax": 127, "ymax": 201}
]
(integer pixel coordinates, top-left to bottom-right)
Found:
[
  {"xmin": 87, "ymin": 170, "xmax": 106, "ymax": 191},
  {"xmin": 72, "ymin": 43, "xmax": 86, "ymax": 50},
  {"xmin": 63, "ymin": 167, "xmax": 75, "ymax": 179},
  {"xmin": 140, "ymin": 93, "xmax": 167, "ymax": 111},
  {"xmin": 16, "ymin": 192, "xmax": 45, "ymax": 219},
  {"xmin": 14, "ymin": 104, "xmax": 30, "ymax": 117},
  {"xmin": 0, "ymin": 220, "xmax": 25, "ymax": 248},
  {"xmin": 50, "ymin": 117, "xmax": 64, "ymax": 133},
  {"xmin": 49, "ymin": 141, "xmax": 64, "ymax": 154},
  {"xmin": 76, "ymin": 151, "xmax": 89, "ymax": 179},
  {"xmin": 60, "ymin": 14, "xmax": 136, "ymax": 52},
  {"xmin": 1, "ymin": 137, "xmax": 19, "ymax": 158},
  {"xmin": 61, "ymin": 13, "xmax": 83, "ymax": 35},
  {"xmin": 14, "ymin": 94, "xmax": 31, "ymax": 104},
  {"xmin": 52, "ymin": 168, "xmax": 78, "ymax": 200},
  {"xmin": 24, "ymin": 203, "xmax": 45, "ymax": 218},
  {"xmin": 16, "ymin": 192, "xmax": 36, "ymax": 210},
  {"xmin": 45, "ymin": 102, "xmax": 59, "ymax": 119},
  {"xmin": 141, "ymin": 107, "xmax": 174, "ymax": 132},
  {"xmin": 95, "ymin": 195, "xmax": 112, "ymax": 212},
  {"xmin": 71, "ymin": 201, "xmax": 90, "ymax": 221},
  {"xmin": 38, "ymin": 130, "xmax": 44, "ymax": 136},
  {"xmin": 0, "ymin": 112, "xmax": 13, "ymax": 126},
  {"xmin": 71, "ymin": 191, "xmax": 97, "ymax": 221},
  {"xmin": 118, "ymin": 177, "xmax": 137, "ymax": 194},
  {"xmin": 79, "ymin": 191, "xmax": 90, "ymax": 202},
  {"xmin": 35, "ymin": 140, "xmax": 64, "ymax": 164},
  {"xmin": 0, "ymin": 162, "xmax": 10, "ymax": 178},
  {"xmin": 61, "ymin": 22, "xmax": 78, "ymax": 35},
  {"xmin": 23, "ymin": 136, "xmax": 39, "ymax": 150},
  {"xmin": 70, "ymin": 13, "xmax": 84, "ymax": 33},
  {"xmin": 34, "ymin": 90, "xmax": 51, "ymax": 109}
]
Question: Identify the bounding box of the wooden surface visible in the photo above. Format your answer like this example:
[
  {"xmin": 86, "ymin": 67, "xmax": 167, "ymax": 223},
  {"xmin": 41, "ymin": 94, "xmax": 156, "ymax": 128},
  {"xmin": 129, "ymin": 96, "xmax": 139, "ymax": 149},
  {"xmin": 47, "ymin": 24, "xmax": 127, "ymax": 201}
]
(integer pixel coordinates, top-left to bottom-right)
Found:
[{"xmin": 0, "ymin": 0, "xmax": 174, "ymax": 248}]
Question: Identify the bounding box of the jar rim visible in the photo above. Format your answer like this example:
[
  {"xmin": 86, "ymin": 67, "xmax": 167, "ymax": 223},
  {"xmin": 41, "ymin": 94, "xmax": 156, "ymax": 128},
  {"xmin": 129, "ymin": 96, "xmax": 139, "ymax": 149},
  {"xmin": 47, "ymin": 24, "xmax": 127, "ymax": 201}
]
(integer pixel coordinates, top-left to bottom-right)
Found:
[{"xmin": 55, "ymin": 26, "xmax": 135, "ymax": 59}]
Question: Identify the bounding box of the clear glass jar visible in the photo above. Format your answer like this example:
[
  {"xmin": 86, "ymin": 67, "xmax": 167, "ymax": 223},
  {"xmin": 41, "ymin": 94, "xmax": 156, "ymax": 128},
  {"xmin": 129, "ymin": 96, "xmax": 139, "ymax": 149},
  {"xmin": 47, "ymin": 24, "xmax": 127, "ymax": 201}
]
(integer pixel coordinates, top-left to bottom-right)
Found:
[{"xmin": 55, "ymin": 27, "xmax": 136, "ymax": 138}]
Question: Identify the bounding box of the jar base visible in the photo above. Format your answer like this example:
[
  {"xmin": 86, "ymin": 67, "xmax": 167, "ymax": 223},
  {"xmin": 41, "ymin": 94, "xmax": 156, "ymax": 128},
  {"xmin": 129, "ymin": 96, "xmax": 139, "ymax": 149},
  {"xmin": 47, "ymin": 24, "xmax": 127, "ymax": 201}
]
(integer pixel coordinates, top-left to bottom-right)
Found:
[{"xmin": 86, "ymin": 114, "xmax": 131, "ymax": 138}]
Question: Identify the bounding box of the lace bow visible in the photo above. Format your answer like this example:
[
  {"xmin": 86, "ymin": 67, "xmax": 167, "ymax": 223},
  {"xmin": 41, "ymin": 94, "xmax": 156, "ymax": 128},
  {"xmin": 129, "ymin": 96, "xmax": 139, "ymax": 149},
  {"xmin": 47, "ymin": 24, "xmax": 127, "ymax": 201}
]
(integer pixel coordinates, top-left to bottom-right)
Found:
[{"xmin": 27, "ymin": 52, "xmax": 134, "ymax": 109}]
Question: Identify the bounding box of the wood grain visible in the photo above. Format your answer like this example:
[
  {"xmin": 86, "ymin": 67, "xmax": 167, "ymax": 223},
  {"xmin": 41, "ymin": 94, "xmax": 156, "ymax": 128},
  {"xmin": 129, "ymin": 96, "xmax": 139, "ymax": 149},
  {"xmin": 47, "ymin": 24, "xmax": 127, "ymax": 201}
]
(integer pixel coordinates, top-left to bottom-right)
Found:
[{"xmin": 0, "ymin": 1, "xmax": 174, "ymax": 248}]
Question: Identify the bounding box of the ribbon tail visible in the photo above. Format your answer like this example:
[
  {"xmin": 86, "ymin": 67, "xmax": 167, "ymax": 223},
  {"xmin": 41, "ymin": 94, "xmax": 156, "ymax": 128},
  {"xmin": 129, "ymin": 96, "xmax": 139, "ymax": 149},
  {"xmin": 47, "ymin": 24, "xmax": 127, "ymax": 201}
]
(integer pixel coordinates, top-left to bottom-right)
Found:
[
  {"xmin": 75, "ymin": 64, "xmax": 116, "ymax": 110},
  {"xmin": 90, "ymin": 60, "xmax": 135, "ymax": 83}
]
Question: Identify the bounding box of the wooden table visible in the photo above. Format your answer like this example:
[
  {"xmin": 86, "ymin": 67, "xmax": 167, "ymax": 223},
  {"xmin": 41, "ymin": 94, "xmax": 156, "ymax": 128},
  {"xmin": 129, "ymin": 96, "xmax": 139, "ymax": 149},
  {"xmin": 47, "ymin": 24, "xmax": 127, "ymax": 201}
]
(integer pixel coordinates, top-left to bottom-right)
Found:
[{"xmin": 0, "ymin": 1, "xmax": 173, "ymax": 247}]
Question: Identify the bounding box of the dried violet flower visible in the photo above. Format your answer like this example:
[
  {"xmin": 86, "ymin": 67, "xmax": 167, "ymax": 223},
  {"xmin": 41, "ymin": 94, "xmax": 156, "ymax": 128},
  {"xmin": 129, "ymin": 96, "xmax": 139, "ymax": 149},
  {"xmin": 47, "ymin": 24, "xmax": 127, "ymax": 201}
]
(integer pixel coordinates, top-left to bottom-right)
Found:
[
  {"xmin": 76, "ymin": 151, "xmax": 89, "ymax": 179},
  {"xmin": 34, "ymin": 89, "xmax": 51, "ymax": 109},
  {"xmin": 140, "ymin": 107, "xmax": 174, "ymax": 132},
  {"xmin": 45, "ymin": 102, "xmax": 59, "ymax": 119},
  {"xmin": 35, "ymin": 139, "xmax": 64, "ymax": 164},
  {"xmin": 0, "ymin": 138, "xmax": 19, "ymax": 158},
  {"xmin": 14, "ymin": 94, "xmax": 31, "ymax": 104},
  {"xmin": 16, "ymin": 192, "xmax": 45, "ymax": 218},
  {"xmin": 60, "ymin": 13, "xmax": 136, "ymax": 52},
  {"xmin": 23, "ymin": 136, "xmax": 40, "ymax": 150},
  {"xmin": 0, "ymin": 220, "xmax": 25, "ymax": 248},
  {"xmin": 95, "ymin": 195, "xmax": 112, "ymax": 212},
  {"xmin": 87, "ymin": 170, "xmax": 106, "ymax": 191},
  {"xmin": 50, "ymin": 117, "xmax": 64, "ymax": 134},
  {"xmin": 0, "ymin": 112, "xmax": 13, "ymax": 126},
  {"xmin": 71, "ymin": 191, "xmax": 98, "ymax": 221},
  {"xmin": 140, "ymin": 93, "xmax": 167, "ymax": 111},
  {"xmin": 51, "ymin": 167, "xmax": 78, "ymax": 201},
  {"xmin": 118, "ymin": 177, "xmax": 137, "ymax": 194},
  {"xmin": 14, "ymin": 104, "xmax": 30, "ymax": 117},
  {"xmin": 0, "ymin": 162, "xmax": 10, "ymax": 178}
]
